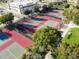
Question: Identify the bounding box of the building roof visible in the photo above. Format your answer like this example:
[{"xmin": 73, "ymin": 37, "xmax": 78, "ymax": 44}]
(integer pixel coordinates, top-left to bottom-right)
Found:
[{"xmin": 9, "ymin": 0, "xmax": 39, "ymax": 7}]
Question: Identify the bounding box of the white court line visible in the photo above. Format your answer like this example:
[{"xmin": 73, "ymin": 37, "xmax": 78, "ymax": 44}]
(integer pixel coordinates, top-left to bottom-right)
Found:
[
  {"xmin": 6, "ymin": 42, "xmax": 25, "ymax": 59},
  {"xmin": 6, "ymin": 49, "xmax": 18, "ymax": 59}
]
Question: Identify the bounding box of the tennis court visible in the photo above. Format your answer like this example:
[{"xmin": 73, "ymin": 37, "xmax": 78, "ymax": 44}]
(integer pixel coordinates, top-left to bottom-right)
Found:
[
  {"xmin": 33, "ymin": 16, "xmax": 63, "ymax": 29},
  {"xmin": 16, "ymin": 23, "xmax": 35, "ymax": 33},
  {"xmin": 0, "ymin": 15, "xmax": 63, "ymax": 59},
  {"xmin": 0, "ymin": 29, "xmax": 33, "ymax": 59},
  {"xmin": 32, "ymin": 17, "xmax": 45, "ymax": 23},
  {"xmin": 0, "ymin": 42, "xmax": 24, "ymax": 59},
  {"xmin": 22, "ymin": 23, "xmax": 35, "ymax": 29},
  {"xmin": 16, "ymin": 17, "xmax": 46, "ymax": 33},
  {"xmin": 16, "ymin": 16, "xmax": 63, "ymax": 33},
  {"xmin": 37, "ymin": 20, "xmax": 59, "ymax": 29}
]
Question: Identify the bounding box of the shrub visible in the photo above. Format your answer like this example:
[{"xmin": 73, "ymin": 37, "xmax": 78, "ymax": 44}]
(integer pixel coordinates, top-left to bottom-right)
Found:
[
  {"xmin": 0, "ymin": 12, "xmax": 14, "ymax": 24},
  {"xmin": 74, "ymin": 20, "xmax": 79, "ymax": 25},
  {"xmin": 48, "ymin": 3, "xmax": 53, "ymax": 8},
  {"xmin": 24, "ymin": 10, "xmax": 30, "ymax": 15},
  {"xmin": 33, "ymin": 6, "xmax": 40, "ymax": 12},
  {"xmin": 64, "ymin": 4, "xmax": 70, "ymax": 8},
  {"xmin": 76, "ymin": 5, "xmax": 79, "ymax": 9}
]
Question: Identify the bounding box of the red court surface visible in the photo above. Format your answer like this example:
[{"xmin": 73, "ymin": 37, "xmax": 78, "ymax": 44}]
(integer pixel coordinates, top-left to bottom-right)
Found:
[
  {"xmin": 34, "ymin": 16, "xmax": 63, "ymax": 28},
  {"xmin": 17, "ymin": 16, "xmax": 63, "ymax": 33},
  {"xmin": 0, "ymin": 29, "xmax": 33, "ymax": 52},
  {"xmin": 0, "ymin": 16, "xmax": 63, "ymax": 59},
  {"xmin": 0, "ymin": 16, "xmax": 62, "ymax": 52},
  {"xmin": 34, "ymin": 16, "xmax": 63, "ymax": 23},
  {"xmin": 31, "ymin": 16, "xmax": 63, "ymax": 29}
]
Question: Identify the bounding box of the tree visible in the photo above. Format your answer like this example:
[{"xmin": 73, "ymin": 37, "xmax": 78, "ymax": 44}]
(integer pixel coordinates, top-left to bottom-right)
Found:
[
  {"xmin": 74, "ymin": 20, "xmax": 79, "ymax": 25},
  {"xmin": 22, "ymin": 27, "xmax": 62, "ymax": 59},
  {"xmin": 63, "ymin": 5, "xmax": 77, "ymax": 20},
  {"xmin": 73, "ymin": 9, "xmax": 79, "ymax": 25},
  {"xmin": 48, "ymin": 3, "xmax": 53, "ymax": 9},
  {"xmin": 0, "ymin": 0, "xmax": 7, "ymax": 3},
  {"xmin": 64, "ymin": 4, "xmax": 70, "ymax": 8},
  {"xmin": 76, "ymin": 5, "xmax": 79, "ymax": 9},
  {"xmin": 0, "ymin": 12, "xmax": 14, "ymax": 24},
  {"xmin": 55, "ymin": 43, "xmax": 66, "ymax": 59},
  {"xmin": 54, "ymin": 43, "xmax": 79, "ymax": 59},
  {"xmin": 63, "ymin": 5, "xmax": 79, "ymax": 25},
  {"xmin": 63, "ymin": 7, "xmax": 73, "ymax": 20},
  {"xmin": 0, "ymin": 12, "xmax": 14, "ymax": 30},
  {"xmin": 22, "ymin": 46, "xmax": 43, "ymax": 59},
  {"xmin": 33, "ymin": 5, "xmax": 40, "ymax": 13},
  {"xmin": 33, "ymin": 26, "xmax": 62, "ymax": 50},
  {"xmin": 23, "ymin": 10, "xmax": 30, "ymax": 15},
  {"xmin": 21, "ymin": 27, "xmax": 62, "ymax": 59}
]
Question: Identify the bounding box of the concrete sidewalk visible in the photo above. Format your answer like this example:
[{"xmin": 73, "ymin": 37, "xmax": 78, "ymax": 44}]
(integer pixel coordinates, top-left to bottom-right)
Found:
[
  {"xmin": 62, "ymin": 21, "xmax": 73, "ymax": 37},
  {"xmin": 62, "ymin": 21, "xmax": 79, "ymax": 38}
]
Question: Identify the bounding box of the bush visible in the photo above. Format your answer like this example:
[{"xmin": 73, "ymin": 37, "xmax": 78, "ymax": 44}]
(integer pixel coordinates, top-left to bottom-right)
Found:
[
  {"xmin": 57, "ymin": 2, "xmax": 63, "ymax": 5},
  {"xmin": 76, "ymin": 5, "xmax": 79, "ymax": 9},
  {"xmin": 22, "ymin": 54, "xmax": 26, "ymax": 59},
  {"xmin": 33, "ymin": 6, "xmax": 40, "ymax": 12},
  {"xmin": 33, "ymin": 27, "xmax": 62, "ymax": 49},
  {"xmin": 48, "ymin": 3, "xmax": 53, "ymax": 8},
  {"xmin": 64, "ymin": 4, "xmax": 70, "ymax": 8},
  {"xmin": 24, "ymin": 10, "xmax": 30, "ymax": 15},
  {"xmin": 74, "ymin": 20, "xmax": 79, "ymax": 25},
  {"xmin": 0, "ymin": 13, "xmax": 14, "ymax": 24}
]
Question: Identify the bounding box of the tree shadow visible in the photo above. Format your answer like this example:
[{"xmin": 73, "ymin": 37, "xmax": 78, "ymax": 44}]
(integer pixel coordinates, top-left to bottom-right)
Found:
[
  {"xmin": 6, "ymin": 24, "xmax": 16, "ymax": 31},
  {"xmin": 32, "ymin": 18, "xmax": 45, "ymax": 21},
  {"xmin": 16, "ymin": 24, "xmax": 35, "ymax": 33},
  {"xmin": 0, "ymin": 32, "xmax": 12, "ymax": 41},
  {"xmin": 52, "ymin": 10, "xmax": 59, "ymax": 13},
  {"xmin": 4, "ymin": 32, "xmax": 12, "ymax": 37}
]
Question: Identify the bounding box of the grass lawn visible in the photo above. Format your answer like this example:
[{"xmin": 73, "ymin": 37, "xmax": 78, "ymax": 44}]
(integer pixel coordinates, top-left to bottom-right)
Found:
[{"xmin": 62, "ymin": 28, "xmax": 79, "ymax": 45}]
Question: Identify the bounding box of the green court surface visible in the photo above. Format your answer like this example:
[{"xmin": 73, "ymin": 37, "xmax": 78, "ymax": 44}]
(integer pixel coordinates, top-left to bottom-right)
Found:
[
  {"xmin": 37, "ymin": 21, "xmax": 55, "ymax": 29},
  {"xmin": 62, "ymin": 28, "xmax": 79, "ymax": 45},
  {"xmin": 45, "ymin": 21, "xmax": 55, "ymax": 27},
  {"xmin": 0, "ymin": 50, "xmax": 16, "ymax": 59},
  {"xmin": 37, "ymin": 24, "xmax": 47, "ymax": 29},
  {"xmin": 0, "ymin": 43, "xmax": 24, "ymax": 59},
  {"xmin": 34, "ymin": 20, "xmax": 41, "ymax": 24}
]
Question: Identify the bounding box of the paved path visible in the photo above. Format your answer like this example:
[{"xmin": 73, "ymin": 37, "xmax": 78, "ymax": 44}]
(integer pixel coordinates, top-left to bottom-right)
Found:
[
  {"xmin": 62, "ymin": 21, "xmax": 79, "ymax": 38},
  {"xmin": 62, "ymin": 21, "xmax": 73, "ymax": 37}
]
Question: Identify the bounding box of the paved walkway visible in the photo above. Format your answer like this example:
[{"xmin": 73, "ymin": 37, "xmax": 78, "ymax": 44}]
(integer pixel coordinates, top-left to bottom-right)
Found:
[
  {"xmin": 62, "ymin": 21, "xmax": 79, "ymax": 38},
  {"xmin": 62, "ymin": 21, "xmax": 73, "ymax": 37}
]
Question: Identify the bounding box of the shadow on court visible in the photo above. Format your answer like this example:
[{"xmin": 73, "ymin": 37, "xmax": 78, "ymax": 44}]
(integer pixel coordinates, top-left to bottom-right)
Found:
[{"xmin": 0, "ymin": 32, "xmax": 12, "ymax": 41}]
